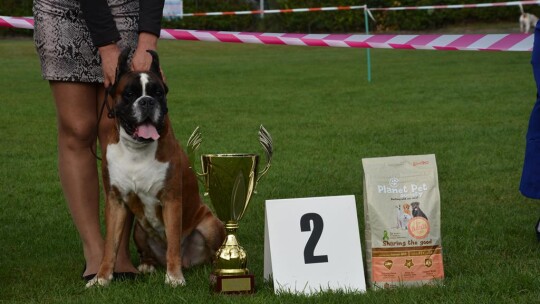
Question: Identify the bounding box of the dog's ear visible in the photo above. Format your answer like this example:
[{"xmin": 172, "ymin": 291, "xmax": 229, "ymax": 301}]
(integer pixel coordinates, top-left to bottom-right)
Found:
[
  {"xmin": 115, "ymin": 48, "xmax": 132, "ymax": 86},
  {"xmin": 146, "ymin": 50, "xmax": 166, "ymax": 88},
  {"xmin": 163, "ymin": 81, "xmax": 169, "ymax": 94}
]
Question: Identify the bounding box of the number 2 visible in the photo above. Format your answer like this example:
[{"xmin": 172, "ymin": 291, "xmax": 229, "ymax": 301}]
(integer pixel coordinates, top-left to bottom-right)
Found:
[{"xmin": 300, "ymin": 213, "xmax": 329, "ymax": 264}]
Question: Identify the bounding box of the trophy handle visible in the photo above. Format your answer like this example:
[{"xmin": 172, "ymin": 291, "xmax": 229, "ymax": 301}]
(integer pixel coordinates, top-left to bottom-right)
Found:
[
  {"xmin": 257, "ymin": 125, "xmax": 273, "ymax": 183},
  {"xmin": 187, "ymin": 126, "xmax": 207, "ymax": 185}
]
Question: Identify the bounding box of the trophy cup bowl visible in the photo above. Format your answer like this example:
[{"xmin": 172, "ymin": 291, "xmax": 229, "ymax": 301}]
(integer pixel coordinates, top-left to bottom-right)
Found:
[{"xmin": 188, "ymin": 126, "xmax": 273, "ymax": 294}]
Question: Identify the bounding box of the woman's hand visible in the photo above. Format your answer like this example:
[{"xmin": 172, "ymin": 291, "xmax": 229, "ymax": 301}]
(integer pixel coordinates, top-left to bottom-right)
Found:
[
  {"xmin": 98, "ymin": 43, "xmax": 121, "ymax": 88},
  {"xmin": 132, "ymin": 32, "xmax": 158, "ymax": 71},
  {"xmin": 132, "ymin": 32, "xmax": 166, "ymax": 81}
]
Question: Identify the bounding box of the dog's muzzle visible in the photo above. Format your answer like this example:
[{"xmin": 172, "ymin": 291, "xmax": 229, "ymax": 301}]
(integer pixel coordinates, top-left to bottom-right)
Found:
[{"xmin": 130, "ymin": 96, "xmax": 162, "ymax": 141}]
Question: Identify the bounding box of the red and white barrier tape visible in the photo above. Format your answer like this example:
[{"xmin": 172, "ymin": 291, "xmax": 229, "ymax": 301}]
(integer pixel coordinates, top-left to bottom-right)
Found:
[
  {"xmin": 183, "ymin": 5, "xmax": 366, "ymax": 17},
  {"xmin": 0, "ymin": 16, "xmax": 533, "ymax": 51},
  {"xmin": 369, "ymin": 0, "xmax": 540, "ymax": 11},
  {"xmin": 180, "ymin": 1, "xmax": 538, "ymax": 17},
  {"xmin": 160, "ymin": 30, "xmax": 533, "ymax": 51},
  {"xmin": 2, "ymin": 0, "xmax": 537, "ymax": 23},
  {"xmin": 0, "ymin": 16, "xmax": 33, "ymax": 29}
]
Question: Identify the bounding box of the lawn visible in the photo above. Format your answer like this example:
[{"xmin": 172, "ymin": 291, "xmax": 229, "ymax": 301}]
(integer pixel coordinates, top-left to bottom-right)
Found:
[{"xmin": 0, "ymin": 38, "xmax": 538, "ymax": 303}]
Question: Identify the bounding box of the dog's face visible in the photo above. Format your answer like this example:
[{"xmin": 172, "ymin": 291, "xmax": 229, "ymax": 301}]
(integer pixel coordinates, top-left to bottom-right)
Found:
[
  {"xmin": 410, "ymin": 202, "xmax": 420, "ymax": 210},
  {"xmin": 403, "ymin": 203, "xmax": 411, "ymax": 214},
  {"xmin": 112, "ymin": 49, "xmax": 168, "ymax": 143}
]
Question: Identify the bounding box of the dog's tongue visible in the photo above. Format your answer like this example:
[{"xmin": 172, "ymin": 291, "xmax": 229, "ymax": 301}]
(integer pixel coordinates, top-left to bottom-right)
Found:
[{"xmin": 134, "ymin": 124, "xmax": 160, "ymax": 140}]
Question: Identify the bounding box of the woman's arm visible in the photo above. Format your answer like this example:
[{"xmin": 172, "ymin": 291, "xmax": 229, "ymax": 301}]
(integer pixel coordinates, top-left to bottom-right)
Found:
[
  {"xmin": 139, "ymin": 0, "xmax": 165, "ymax": 38},
  {"xmin": 132, "ymin": 0, "xmax": 165, "ymax": 72},
  {"xmin": 79, "ymin": 0, "xmax": 120, "ymax": 47}
]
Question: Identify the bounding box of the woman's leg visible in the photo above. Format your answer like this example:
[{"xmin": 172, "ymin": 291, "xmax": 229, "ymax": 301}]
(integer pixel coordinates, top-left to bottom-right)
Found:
[{"xmin": 51, "ymin": 81, "xmax": 137, "ymax": 277}]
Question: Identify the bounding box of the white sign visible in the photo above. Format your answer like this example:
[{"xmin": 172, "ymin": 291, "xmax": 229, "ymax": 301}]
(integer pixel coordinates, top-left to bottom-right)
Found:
[
  {"xmin": 264, "ymin": 195, "xmax": 366, "ymax": 295},
  {"xmin": 163, "ymin": 0, "xmax": 183, "ymax": 19}
]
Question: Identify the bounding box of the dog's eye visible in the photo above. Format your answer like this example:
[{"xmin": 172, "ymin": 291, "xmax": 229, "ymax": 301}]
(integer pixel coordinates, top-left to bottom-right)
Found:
[
  {"xmin": 124, "ymin": 91, "xmax": 135, "ymax": 99},
  {"xmin": 155, "ymin": 90, "xmax": 163, "ymax": 97}
]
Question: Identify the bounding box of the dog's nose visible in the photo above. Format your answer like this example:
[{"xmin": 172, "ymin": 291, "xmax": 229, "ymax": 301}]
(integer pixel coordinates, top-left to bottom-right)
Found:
[{"xmin": 139, "ymin": 97, "xmax": 156, "ymax": 109}]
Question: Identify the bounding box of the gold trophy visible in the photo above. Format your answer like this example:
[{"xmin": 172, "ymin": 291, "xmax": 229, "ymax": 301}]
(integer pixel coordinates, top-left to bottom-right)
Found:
[{"xmin": 187, "ymin": 125, "xmax": 273, "ymax": 294}]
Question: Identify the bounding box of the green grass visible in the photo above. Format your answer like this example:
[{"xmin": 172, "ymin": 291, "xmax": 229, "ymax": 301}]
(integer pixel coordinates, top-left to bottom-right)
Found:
[{"xmin": 1, "ymin": 38, "xmax": 539, "ymax": 303}]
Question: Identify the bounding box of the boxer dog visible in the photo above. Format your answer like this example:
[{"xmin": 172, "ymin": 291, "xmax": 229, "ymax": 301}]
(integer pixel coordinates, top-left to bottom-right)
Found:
[{"xmin": 86, "ymin": 49, "xmax": 225, "ymax": 287}]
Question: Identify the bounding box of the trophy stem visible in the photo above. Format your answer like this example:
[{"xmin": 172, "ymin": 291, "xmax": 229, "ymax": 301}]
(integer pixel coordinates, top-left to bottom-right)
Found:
[
  {"xmin": 213, "ymin": 221, "xmax": 249, "ymax": 276},
  {"xmin": 211, "ymin": 220, "xmax": 254, "ymax": 293},
  {"xmin": 225, "ymin": 221, "xmax": 239, "ymax": 232}
]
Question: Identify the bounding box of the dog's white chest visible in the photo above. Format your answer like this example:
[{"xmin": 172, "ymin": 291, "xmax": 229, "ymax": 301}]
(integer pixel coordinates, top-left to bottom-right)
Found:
[{"xmin": 107, "ymin": 137, "xmax": 169, "ymax": 233}]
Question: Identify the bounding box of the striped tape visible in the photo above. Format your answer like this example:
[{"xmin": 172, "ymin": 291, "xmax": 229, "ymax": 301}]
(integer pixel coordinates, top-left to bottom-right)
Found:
[
  {"xmin": 0, "ymin": 16, "xmax": 33, "ymax": 29},
  {"xmin": 181, "ymin": 1, "xmax": 539, "ymax": 17},
  {"xmin": 183, "ymin": 5, "xmax": 366, "ymax": 17},
  {"xmin": 0, "ymin": 16, "xmax": 533, "ymax": 51},
  {"xmin": 369, "ymin": 0, "xmax": 540, "ymax": 11},
  {"xmin": 160, "ymin": 29, "xmax": 533, "ymax": 51}
]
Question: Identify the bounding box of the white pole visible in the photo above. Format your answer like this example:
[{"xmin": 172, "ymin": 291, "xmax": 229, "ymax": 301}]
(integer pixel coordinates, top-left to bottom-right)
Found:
[
  {"xmin": 364, "ymin": 6, "xmax": 372, "ymax": 82},
  {"xmin": 260, "ymin": 0, "xmax": 265, "ymax": 18}
]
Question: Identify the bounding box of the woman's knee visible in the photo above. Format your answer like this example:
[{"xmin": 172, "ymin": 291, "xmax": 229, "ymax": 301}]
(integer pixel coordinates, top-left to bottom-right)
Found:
[
  {"xmin": 50, "ymin": 81, "xmax": 100, "ymax": 150},
  {"xmin": 57, "ymin": 118, "xmax": 97, "ymax": 150}
]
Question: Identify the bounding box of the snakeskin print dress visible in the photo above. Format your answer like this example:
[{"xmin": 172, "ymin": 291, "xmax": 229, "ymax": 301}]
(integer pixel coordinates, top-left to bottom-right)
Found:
[{"xmin": 33, "ymin": 0, "xmax": 139, "ymax": 83}]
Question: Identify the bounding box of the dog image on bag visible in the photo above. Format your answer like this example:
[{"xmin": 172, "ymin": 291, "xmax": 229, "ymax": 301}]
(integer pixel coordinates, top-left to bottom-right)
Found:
[
  {"xmin": 395, "ymin": 205, "xmax": 412, "ymax": 229},
  {"xmin": 86, "ymin": 49, "xmax": 225, "ymax": 288},
  {"xmin": 403, "ymin": 203, "xmax": 412, "ymax": 217},
  {"xmin": 411, "ymin": 202, "xmax": 428, "ymax": 220}
]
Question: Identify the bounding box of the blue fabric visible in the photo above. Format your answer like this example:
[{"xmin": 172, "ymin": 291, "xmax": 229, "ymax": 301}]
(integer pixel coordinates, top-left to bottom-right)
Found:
[{"xmin": 520, "ymin": 21, "xmax": 540, "ymax": 199}]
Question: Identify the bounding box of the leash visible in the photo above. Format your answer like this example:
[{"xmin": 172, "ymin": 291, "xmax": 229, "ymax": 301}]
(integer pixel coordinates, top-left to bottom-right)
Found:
[
  {"xmin": 102, "ymin": 86, "xmax": 116, "ymax": 120},
  {"xmin": 91, "ymin": 86, "xmax": 116, "ymax": 161}
]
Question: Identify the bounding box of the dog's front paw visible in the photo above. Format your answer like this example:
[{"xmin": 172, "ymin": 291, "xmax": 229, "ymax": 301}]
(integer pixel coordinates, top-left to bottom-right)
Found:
[
  {"xmin": 165, "ymin": 273, "xmax": 186, "ymax": 287},
  {"xmin": 138, "ymin": 263, "xmax": 156, "ymax": 274},
  {"xmin": 85, "ymin": 274, "xmax": 113, "ymax": 288}
]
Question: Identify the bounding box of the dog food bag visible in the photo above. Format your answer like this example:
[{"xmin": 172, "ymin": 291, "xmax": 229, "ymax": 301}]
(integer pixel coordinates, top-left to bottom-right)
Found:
[{"xmin": 362, "ymin": 154, "xmax": 444, "ymax": 289}]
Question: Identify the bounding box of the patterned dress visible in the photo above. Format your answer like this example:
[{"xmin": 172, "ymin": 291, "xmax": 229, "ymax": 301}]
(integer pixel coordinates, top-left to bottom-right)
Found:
[{"xmin": 33, "ymin": 0, "xmax": 139, "ymax": 83}]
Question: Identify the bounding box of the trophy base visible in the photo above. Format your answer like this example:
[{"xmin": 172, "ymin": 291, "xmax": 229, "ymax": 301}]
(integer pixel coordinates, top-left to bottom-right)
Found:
[{"xmin": 210, "ymin": 273, "xmax": 255, "ymax": 294}]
